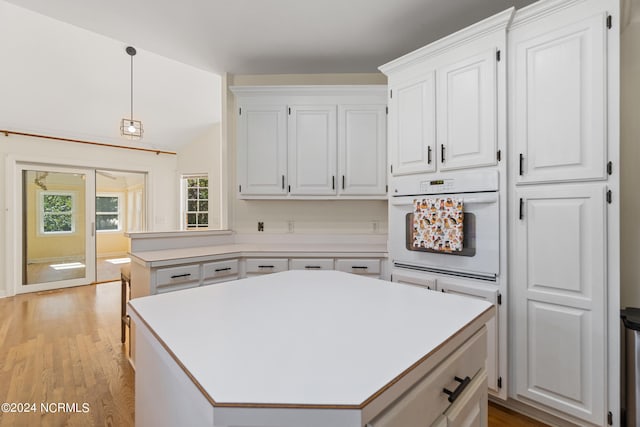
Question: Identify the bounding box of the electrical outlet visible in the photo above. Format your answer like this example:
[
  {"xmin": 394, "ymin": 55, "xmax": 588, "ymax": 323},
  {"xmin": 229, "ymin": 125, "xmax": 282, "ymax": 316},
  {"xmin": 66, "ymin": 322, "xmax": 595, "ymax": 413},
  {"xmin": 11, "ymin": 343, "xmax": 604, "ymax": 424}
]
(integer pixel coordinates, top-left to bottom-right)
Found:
[
  {"xmin": 288, "ymin": 221, "xmax": 294, "ymax": 233},
  {"xmin": 258, "ymin": 221, "xmax": 264, "ymax": 232},
  {"xmin": 372, "ymin": 221, "xmax": 378, "ymax": 233}
]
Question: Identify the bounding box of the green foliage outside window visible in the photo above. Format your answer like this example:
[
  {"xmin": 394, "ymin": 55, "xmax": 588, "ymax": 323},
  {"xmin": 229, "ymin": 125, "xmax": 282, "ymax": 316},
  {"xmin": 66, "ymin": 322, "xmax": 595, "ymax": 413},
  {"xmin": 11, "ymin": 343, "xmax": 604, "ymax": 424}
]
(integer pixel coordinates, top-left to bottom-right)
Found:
[
  {"xmin": 42, "ymin": 193, "xmax": 73, "ymax": 233},
  {"xmin": 185, "ymin": 177, "xmax": 208, "ymax": 229},
  {"xmin": 96, "ymin": 196, "xmax": 120, "ymax": 231}
]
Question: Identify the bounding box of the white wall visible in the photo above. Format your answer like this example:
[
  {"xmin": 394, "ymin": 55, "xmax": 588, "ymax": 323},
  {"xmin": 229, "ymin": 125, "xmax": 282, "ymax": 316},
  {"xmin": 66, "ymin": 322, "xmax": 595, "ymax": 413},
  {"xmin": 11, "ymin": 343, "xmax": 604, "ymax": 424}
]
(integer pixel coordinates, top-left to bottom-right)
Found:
[
  {"xmin": 177, "ymin": 123, "xmax": 223, "ymax": 230},
  {"xmin": 621, "ymin": 1, "xmax": 640, "ymax": 308},
  {"xmin": 225, "ymin": 73, "xmax": 388, "ymax": 234}
]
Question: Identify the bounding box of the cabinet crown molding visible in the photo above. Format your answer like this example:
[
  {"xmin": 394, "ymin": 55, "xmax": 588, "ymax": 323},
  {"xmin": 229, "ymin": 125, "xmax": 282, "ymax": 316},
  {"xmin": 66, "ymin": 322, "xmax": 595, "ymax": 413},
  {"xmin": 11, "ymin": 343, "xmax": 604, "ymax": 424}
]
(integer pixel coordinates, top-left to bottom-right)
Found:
[
  {"xmin": 230, "ymin": 85, "xmax": 387, "ymax": 97},
  {"xmin": 510, "ymin": 0, "xmax": 595, "ymax": 29},
  {"xmin": 379, "ymin": 7, "xmax": 514, "ymax": 76}
]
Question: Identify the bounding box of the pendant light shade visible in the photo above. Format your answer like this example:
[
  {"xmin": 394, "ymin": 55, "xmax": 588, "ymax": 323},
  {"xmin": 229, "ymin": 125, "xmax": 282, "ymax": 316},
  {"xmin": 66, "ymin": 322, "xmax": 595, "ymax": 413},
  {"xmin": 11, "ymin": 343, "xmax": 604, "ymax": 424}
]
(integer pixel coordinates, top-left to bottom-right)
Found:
[{"xmin": 120, "ymin": 46, "xmax": 144, "ymax": 139}]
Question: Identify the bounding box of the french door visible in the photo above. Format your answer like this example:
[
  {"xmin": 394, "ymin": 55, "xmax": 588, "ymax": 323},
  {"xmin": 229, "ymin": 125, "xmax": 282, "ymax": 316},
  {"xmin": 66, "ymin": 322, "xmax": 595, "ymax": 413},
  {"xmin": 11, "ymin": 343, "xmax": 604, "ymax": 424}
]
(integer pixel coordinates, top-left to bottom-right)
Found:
[{"xmin": 19, "ymin": 164, "xmax": 96, "ymax": 293}]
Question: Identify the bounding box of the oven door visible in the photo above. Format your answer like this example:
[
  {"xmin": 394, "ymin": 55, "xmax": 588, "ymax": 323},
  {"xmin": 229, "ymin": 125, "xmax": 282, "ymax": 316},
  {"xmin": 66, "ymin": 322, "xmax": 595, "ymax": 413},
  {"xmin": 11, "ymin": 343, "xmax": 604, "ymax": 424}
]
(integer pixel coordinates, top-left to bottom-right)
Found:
[{"xmin": 389, "ymin": 192, "xmax": 499, "ymax": 280}]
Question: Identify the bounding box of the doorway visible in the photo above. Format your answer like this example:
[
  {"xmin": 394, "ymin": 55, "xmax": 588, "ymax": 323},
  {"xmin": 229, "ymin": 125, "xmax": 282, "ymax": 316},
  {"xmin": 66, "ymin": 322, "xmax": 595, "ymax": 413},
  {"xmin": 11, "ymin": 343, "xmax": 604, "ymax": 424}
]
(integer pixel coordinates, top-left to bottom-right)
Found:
[{"xmin": 19, "ymin": 164, "xmax": 146, "ymax": 292}]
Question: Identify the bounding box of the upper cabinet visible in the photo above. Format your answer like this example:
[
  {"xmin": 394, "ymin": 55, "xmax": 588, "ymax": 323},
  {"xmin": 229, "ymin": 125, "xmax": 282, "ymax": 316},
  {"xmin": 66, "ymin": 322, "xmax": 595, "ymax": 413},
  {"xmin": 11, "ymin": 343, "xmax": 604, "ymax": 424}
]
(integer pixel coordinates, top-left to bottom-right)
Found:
[
  {"xmin": 510, "ymin": 4, "xmax": 608, "ymax": 184},
  {"xmin": 380, "ymin": 8, "xmax": 513, "ymax": 177},
  {"xmin": 231, "ymin": 86, "xmax": 387, "ymax": 199}
]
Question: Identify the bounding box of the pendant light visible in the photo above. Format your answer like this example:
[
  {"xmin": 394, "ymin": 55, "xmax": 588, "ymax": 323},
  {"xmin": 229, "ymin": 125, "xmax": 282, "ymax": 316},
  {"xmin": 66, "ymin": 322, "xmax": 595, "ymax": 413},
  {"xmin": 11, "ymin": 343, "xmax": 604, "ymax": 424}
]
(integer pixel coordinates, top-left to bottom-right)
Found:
[{"xmin": 120, "ymin": 46, "xmax": 143, "ymax": 139}]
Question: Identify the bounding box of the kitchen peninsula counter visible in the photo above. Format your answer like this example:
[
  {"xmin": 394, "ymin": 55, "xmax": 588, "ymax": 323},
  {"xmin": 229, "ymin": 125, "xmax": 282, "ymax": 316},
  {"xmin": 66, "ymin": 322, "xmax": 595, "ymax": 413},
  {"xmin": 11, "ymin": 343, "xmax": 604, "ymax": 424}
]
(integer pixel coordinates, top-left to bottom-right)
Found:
[{"xmin": 128, "ymin": 270, "xmax": 494, "ymax": 427}]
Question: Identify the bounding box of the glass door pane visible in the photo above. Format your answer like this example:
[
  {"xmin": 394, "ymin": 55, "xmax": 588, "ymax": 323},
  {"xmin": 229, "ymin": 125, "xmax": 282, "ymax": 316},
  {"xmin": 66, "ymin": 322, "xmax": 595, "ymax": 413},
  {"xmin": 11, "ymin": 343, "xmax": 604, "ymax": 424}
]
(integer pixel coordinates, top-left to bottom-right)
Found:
[{"xmin": 21, "ymin": 167, "xmax": 95, "ymax": 291}]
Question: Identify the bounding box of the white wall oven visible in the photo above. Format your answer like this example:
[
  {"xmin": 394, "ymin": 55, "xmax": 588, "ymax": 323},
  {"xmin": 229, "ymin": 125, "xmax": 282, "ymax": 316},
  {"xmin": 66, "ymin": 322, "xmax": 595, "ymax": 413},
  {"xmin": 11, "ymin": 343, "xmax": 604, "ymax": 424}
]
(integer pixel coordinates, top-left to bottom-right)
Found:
[{"xmin": 389, "ymin": 171, "xmax": 499, "ymax": 281}]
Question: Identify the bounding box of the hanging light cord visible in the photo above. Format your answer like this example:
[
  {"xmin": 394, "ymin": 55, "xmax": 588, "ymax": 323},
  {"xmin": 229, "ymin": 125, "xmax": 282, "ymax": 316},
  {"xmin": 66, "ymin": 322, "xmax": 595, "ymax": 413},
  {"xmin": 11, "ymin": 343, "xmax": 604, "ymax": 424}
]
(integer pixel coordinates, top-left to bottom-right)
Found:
[{"xmin": 130, "ymin": 51, "xmax": 134, "ymax": 123}]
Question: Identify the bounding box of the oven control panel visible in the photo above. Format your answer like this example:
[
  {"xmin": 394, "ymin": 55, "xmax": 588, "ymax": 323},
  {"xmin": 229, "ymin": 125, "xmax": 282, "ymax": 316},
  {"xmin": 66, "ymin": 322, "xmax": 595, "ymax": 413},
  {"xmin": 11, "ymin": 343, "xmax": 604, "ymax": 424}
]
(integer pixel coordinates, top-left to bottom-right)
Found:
[
  {"xmin": 391, "ymin": 170, "xmax": 499, "ymax": 196},
  {"xmin": 419, "ymin": 179, "xmax": 454, "ymax": 194}
]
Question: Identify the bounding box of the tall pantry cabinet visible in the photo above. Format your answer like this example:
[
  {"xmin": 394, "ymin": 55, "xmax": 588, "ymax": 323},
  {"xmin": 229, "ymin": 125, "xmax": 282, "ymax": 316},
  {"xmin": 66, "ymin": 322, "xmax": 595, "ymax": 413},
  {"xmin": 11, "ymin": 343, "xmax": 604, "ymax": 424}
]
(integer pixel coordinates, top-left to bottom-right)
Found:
[{"xmin": 509, "ymin": 0, "xmax": 619, "ymax": 426}]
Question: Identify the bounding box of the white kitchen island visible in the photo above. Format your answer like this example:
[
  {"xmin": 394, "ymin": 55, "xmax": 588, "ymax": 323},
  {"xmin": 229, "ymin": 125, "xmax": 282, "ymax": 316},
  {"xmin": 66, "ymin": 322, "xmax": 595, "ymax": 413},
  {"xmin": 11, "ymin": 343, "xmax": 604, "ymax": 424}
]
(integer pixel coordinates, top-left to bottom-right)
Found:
[{"xmin": 128, "ymin": 270, "xmax": 494, "ymax": 427}]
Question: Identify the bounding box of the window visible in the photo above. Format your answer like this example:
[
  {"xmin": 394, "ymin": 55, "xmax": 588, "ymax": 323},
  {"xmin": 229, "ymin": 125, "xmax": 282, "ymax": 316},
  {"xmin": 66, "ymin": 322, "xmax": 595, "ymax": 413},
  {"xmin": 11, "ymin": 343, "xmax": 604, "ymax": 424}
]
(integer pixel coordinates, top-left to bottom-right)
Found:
[
  {"xmin": 40, "ymin": 192, "xmax": 75, "ymax": 234},
  {"xmin": 183, "ymin": 175, "xmax": 208, "ymax": 229},
  {"xmin": 96, "ymin": 194, "xmax": 122, "ymax": 232}
]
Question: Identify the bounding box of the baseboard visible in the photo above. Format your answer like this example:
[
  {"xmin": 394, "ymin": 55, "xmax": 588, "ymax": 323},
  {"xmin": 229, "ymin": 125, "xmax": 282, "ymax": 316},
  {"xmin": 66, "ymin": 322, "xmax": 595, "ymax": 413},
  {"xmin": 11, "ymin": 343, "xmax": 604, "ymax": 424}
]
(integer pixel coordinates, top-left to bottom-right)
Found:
[
  {"xmin": 97, "ymin": 252, "xmax": 129, "ymax": 260},
  {"xmin": 489, "ymin": 396, "xmax": 581, "ymax": 427}
]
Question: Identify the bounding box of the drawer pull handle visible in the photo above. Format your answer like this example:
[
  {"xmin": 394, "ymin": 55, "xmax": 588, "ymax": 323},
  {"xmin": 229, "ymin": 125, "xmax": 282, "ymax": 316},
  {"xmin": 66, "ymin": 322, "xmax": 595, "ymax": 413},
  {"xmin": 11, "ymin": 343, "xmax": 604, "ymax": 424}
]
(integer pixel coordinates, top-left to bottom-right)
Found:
[
  {"xmin": 170, "ymin": 273, "xmax": 191, "ymax": 279},
  {"xmin": 305, "ymin": 266, "xmax": 322, "ymax": 269},
  {"xmin": 443, "ymin": 376, "xmax": 471, "ymax": 403},
  {"xmin": 215, "ymin": 267, "xmax": 232, "ymax": 272},
  {"xmin": 351, "ymin": 266, "xmax": 368, "ymax": 269},
  {"xmin": 258, "ymin": 265, "xmax": 275, "ymax": 269}
]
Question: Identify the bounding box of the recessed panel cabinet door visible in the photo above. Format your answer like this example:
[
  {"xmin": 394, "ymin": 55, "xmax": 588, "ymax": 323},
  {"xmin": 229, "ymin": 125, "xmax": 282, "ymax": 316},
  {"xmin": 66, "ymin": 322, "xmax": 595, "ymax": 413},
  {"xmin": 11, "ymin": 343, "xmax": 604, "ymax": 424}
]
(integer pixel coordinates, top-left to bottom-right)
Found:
[
  {"xmin": 437, "ymin": 49, "xmax": 497, "ymax": 171},
  {"xmin": 338, "ymin": 105, "xmax": 387, "ymax": 196},
  {"xmin": 288, "ymin": 105, "xmax": 337, "ymax": 195},
  {"xmin": 513, "ymin": 184, "xmax": 606, "ymax": 425},
  {"xmin": 511, "ymin": 13, "xmax": 607, "ymax": 184},
  {"xmin": 237, "ymin": 106, "xmax": 287, "ymax": 196},
  {"xmin": 389, "ymin": 73, "xmax": 437, "ymax": 176}
]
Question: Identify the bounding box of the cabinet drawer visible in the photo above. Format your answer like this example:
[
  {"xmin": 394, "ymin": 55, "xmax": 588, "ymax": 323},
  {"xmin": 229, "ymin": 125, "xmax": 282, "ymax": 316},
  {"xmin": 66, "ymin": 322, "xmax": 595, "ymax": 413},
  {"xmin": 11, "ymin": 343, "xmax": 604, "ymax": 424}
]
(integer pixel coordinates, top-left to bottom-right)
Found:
[
  {"xmin": 335, "ymin": 259, "xmax": 380, "ymax": 275},
  {"xmin": 202, "ymin": 259, "xmax": 238, "ymax": 281},
  {"xmin": 289, "ymin": 258, "xmax": 334, "ymax": 270},
  {"xmin": 155, "ymin": 264, "xmax": 201, "ymax": 294},
  {"xmin": 246, "ymin": 258, "xmax": 288, "ymax": 274},
  {"xmin": 369, "ymin": 328, "xmax": 486, "ymax": 427}
]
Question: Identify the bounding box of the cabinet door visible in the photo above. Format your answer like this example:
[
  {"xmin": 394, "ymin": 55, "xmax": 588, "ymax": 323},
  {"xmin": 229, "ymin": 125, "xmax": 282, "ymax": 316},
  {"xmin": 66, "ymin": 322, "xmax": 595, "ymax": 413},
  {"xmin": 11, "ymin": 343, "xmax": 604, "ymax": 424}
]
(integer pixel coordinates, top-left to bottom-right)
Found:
[
  {"xmin": 338, "ymin": 105, "xmax": 386, "ymax": 196},
  {"xmin": 389, "ymin": 73, "xmax": 437, "ymax": 176},
  {"xmin": 437, "ymin": 49, "xmax": 497, "ymax": 171},
  {"xmin": 513, "ymin": 184, "xmax": 606, "ymax": 424},
  {"xmin": 288, "ymin": 105, "xmax": 337, "ymax": 196},
  {"xmin": 445, "ymin": 370, "xmax": 488, "ymax": 427},
  {"xmin": 237, "ymin": 105, "xmax": 287, "ymax": 196},
  {"xmin": 511, "ymin": 12, "xmax": 607, "ymax": 184},
  {"xmin": 437, "ymin": 278, "xmax": 500, "ymax": 396}
]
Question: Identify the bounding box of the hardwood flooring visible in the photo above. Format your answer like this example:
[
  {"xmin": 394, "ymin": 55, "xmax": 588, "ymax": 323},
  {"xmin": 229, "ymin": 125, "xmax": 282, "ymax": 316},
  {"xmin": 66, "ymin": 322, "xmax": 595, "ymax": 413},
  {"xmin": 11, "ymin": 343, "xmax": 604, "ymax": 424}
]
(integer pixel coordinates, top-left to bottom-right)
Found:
[{"xmin": 0, "ymin": 282, "xmax": 548, "ymax": 427}]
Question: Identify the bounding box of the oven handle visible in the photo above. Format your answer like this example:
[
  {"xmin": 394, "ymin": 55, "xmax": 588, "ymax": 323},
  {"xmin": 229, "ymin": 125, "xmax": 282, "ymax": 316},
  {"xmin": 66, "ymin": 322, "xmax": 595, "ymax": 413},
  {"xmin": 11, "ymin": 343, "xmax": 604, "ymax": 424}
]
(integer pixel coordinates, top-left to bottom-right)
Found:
[{"xmin": 390, "ymin": 194, "xmax": 498, "ymax": 206}]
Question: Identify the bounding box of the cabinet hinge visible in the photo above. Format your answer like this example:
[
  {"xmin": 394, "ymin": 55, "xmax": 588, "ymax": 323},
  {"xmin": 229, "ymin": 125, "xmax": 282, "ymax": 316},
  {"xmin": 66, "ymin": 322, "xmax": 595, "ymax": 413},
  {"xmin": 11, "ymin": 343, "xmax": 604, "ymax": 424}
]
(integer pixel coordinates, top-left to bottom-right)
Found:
[
  {"xmin": 386, "ymin": 184, "xmax": 388, "ymax": 193},
  {"xmin": 519, "ymin": 198, "xmax": 524, "ymax": 220},
  {"xmin": 288, "ymin": 185, "xmax": 291, "ymax": 192},
  {"xmin": 385, "ymin": 106, "xmax": 388, "ymax": 115},
  {"xmin": 607, "ymin": 15, "xmax": 612, "ymax": 29},
  {"xmin": 497, "ymin": 293, "xmax": 502, "ymax": 305},
  {"xmin": 239, "ymin": 185, "xmax": 242, "ymax": 193},
  {"xmin": 239, "ymin": 107, "xmax": 242, "ymax": 115},
  {"xmin": 607, "ymin": 189, "xmax": 612, "ymax": 204},
  {"xmin": 497, "ymin": 377, "xmax": 502, "ymax": 389},
  {"xmin": 607, "ymin": 161, "xmax": 613, "ymax": 175},
  {"xmin": 496, "ymin": 50, "xmax": 501, "ymax": 62},
  {"xmin": 497, "ymin": 150, "xmax": 501, "ymax": 162},
  {"xmin": 608, "ymin": 411, "xmax": 613, "ymax": 425},
  {"xmin": 390, "ymin": 164, "xmax": 393, "ymax": 174},
  {"xmin": 390, "ymin": 89, "xmax": 393, "ymax": 99},
  {"xmin": 288, "ymin": 107, "xmax": 291, "ymax": 115}
]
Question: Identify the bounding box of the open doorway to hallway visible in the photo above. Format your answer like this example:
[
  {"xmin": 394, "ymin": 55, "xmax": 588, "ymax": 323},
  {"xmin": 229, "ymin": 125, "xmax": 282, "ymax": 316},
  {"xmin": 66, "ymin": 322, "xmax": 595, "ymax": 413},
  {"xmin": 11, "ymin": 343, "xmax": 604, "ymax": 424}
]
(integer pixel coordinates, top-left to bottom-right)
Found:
[{"xmin": 95, "ymin": 170, "xmax": 146, "ymax": 283}]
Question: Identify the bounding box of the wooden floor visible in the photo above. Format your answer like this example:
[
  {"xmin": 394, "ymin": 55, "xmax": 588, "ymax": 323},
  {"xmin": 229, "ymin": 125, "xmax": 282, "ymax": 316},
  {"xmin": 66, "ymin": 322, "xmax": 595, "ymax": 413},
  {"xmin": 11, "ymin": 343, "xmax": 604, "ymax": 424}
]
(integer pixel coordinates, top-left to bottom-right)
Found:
[{"xmin": 0, "ymin": 282, "xmax": 548, "ymax": 427}]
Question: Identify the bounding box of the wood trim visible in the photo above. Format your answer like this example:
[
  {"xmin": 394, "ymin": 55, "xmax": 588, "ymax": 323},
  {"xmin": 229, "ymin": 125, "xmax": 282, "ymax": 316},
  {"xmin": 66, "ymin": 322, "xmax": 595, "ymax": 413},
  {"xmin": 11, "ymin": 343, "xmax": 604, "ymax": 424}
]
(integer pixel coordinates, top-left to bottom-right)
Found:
[
  {"xmin": 1, "ymin": 129, "xmax": 177, "ymax": 155},
  {"xmin": 129, "ymin": 300, "xmax": 495, "ymax": 411}
]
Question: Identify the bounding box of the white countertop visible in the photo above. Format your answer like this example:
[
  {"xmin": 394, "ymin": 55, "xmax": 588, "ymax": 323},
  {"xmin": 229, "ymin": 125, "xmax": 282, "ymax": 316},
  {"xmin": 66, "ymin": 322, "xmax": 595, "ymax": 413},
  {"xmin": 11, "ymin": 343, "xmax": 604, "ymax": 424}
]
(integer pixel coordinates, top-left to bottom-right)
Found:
[
  {"xmin": 128, "ymin": 270, "xmax": 492, "ymax": 407},
  {"xmin": 130, "ymin": 242, "xmax": 388, "ymax": 266}
]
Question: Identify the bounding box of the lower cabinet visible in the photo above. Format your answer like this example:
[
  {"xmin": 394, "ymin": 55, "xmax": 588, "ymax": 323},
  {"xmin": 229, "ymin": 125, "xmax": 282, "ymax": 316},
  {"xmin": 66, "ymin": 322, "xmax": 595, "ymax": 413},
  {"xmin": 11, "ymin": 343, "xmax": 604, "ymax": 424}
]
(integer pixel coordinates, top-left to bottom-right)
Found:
[
  {"xmin": 289, "ymin": 258, "xmax": 334, "ymax": 270},
  {"xmin": 391, "ymin": 269, "xmax": 502, "ymax": 397},
  {"xmin": 202, "ymin": 259, "xmax": 239, "ymax": 285},
  {"xmin": 245, "ymin": 258, "xmax": 289, "ymax": 277},
  {"xmin": 155, "ymin": 264, "xmax": 201, "ymax": 294},
  {"xmin": 368, "ymin": 328, "xmax": 487, "ymax": 427},
  {"xmin": 335, "ymin": 258, "xmax": 381, "ymax": 278}
]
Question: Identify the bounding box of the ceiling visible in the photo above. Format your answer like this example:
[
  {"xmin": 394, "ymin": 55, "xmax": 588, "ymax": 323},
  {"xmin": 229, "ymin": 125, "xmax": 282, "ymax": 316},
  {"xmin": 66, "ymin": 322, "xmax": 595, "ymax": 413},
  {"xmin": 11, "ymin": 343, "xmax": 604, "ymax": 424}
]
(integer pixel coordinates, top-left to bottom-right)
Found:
[{"xmin": 4, "ymin": 0, "xmax": 539, "ymax": 74}]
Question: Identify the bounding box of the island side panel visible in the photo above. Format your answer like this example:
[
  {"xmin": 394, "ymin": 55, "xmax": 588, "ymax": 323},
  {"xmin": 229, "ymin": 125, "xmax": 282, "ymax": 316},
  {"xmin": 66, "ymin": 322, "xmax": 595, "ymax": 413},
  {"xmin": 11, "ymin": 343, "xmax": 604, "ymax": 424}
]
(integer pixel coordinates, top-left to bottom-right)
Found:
[{"xmin": 133, "ymin": 310, "xmax": 215, "ymax": 427}]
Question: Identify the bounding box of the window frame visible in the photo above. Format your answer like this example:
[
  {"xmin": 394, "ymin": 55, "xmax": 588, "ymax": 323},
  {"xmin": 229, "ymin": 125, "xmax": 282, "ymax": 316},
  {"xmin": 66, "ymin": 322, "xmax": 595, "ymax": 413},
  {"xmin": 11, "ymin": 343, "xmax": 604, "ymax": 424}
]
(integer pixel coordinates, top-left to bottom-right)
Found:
[
  {"xmin": 95, "ymin": 192, "xmax": 123, "ymax": 233},
  {"xmin": 39, "ymin": 190, "xmax": 76, "ymax": 235},
  {"xmin": 181, "ymin": 174, "xmax": 209, "ymax": 230}
]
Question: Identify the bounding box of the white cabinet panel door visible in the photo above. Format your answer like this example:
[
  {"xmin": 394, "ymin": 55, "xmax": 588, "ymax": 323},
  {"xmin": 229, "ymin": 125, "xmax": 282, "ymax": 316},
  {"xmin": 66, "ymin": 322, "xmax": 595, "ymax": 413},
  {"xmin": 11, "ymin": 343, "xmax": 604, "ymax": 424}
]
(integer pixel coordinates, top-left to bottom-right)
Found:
[
  {"xmin": 514, "ymin": 184, "xmax": 606, "ymax": 425},
  {"xmin": 389, "ymin": 73, "xmax": 437, "ymax": 176},
  {"xmin": 437, "ymin": 49, "xmax": 497, "ymax": 171},
  {"xmin": 511, "ymin": 13, "xmax": 607, "ymax": 184},
  {"xmin": 338, "ymin": 105, "xmax": 387, "ymax": 196},
  {"xmin": 288, "ymin": 105, "xmax": 337, "ymax": 195},
  {"xmin": 437, "ymin": 278, "xmax": 501, "ymax": 397},
  {"xmin": 237, "ymin": 105, "xmax": 288, "ymax": 196}
]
